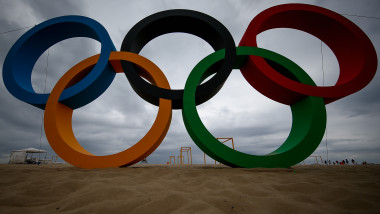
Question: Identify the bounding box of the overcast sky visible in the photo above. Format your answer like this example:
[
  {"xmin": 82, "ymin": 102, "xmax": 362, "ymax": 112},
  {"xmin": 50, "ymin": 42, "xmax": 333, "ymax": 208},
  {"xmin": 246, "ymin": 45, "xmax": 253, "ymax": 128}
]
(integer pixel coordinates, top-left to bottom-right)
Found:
[{"xmin": 0, "ymin": 0, "xmax": 379, "ymax": 165}]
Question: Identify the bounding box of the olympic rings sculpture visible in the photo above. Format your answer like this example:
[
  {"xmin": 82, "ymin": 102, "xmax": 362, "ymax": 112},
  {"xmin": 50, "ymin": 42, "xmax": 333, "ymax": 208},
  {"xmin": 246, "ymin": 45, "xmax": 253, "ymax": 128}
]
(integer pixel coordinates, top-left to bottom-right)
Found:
[{"xmin": 3, "ymin": 4, "xmax": 377, "ymax": 168}]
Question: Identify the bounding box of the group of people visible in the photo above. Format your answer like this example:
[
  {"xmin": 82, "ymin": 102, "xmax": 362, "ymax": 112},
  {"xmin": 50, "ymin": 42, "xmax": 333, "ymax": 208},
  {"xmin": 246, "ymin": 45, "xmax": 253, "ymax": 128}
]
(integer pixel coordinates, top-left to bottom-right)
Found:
[{"xmin": 324, "ymin": 159, "xmax": 356, "ymax": 165}]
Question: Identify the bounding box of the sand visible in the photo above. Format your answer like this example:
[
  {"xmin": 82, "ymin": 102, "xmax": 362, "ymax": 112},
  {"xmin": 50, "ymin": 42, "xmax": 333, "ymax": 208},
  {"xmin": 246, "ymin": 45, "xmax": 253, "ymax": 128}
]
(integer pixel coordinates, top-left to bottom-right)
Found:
[{"xmin": 0, "ymin": 164, "xmax": 379, "ymax": 214}]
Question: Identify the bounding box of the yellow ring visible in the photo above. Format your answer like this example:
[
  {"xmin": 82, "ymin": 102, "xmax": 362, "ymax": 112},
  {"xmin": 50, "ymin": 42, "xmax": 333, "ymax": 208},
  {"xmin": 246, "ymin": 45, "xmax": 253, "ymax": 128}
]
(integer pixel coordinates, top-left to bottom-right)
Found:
[{"xmin": 44, "ymin": 51, "xmax": 172, "ymax": 168}]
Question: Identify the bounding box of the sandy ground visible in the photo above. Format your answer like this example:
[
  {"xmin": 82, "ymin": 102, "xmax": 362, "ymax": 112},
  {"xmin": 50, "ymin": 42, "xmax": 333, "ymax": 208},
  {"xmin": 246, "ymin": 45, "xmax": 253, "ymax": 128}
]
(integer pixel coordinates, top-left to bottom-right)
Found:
[{"xmin": 0, "ymin": 164, "xmax": 379, "ymax": 214}]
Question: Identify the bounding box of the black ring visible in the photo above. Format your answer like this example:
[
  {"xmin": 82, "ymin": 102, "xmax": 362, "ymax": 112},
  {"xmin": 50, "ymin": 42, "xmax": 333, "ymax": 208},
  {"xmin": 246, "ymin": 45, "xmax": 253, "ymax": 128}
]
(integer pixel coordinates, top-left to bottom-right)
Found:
[{"xmin": 120, "ymin": 9, "xmax": 236, "ymax": 109}]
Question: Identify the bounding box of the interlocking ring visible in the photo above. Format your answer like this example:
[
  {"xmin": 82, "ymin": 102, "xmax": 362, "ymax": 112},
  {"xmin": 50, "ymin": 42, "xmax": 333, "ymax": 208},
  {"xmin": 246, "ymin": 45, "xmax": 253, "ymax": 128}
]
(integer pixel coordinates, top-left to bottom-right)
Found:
[
  {"xmin": 239, "ymin": 4, "xmax": 378, "ymax": 105},
  {"xmin": 120, "ymin": 9, "xmax": 236, "ymax": 109},
  {"xmin": 44, "ymin": 52, "xmax": 172, "ymax": 168},
  {"xmin": 182, "ymin": 47, "xmax": 326, "ymax": 168},
  {"xmin": 2, "ymin": 4, "xmax": 377, "ymax": 168},
  {"xmin": 3, "ymin": 16, "xmax": 116, "ymax": 109}
]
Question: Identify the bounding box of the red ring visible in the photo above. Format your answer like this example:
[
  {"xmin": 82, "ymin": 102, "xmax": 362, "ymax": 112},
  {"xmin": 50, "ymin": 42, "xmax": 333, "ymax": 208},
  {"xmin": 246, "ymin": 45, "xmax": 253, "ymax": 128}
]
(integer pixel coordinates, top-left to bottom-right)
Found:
[{"xmin": 239, "ymin": 4, "xmax": 378, "ymax": 105}]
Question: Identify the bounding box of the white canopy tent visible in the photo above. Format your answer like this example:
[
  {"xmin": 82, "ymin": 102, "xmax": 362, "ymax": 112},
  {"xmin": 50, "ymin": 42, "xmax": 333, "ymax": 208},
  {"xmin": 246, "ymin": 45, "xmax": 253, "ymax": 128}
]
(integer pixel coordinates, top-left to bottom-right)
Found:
[
  {"xmin": 9, "ymin": 148, "xmax": 48, "ymax": 164},
  {"xmin": 13, "ymin": 148, "xmax": 48, "ymax": 153}
]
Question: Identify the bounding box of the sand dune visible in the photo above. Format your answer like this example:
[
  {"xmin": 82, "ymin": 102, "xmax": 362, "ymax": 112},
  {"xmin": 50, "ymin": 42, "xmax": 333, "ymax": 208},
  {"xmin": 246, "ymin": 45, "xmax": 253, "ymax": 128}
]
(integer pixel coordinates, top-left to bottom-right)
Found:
[{"xmin": 0, "ymin": 164, "xmax": 379, "ymax": 213}]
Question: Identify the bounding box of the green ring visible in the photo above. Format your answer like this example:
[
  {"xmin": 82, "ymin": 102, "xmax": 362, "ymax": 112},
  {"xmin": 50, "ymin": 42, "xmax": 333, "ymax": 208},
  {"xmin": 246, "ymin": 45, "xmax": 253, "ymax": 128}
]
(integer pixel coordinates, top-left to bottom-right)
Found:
[{"xmin": 182, "ymin": 46, "xmax": 326, "ymax": 168}]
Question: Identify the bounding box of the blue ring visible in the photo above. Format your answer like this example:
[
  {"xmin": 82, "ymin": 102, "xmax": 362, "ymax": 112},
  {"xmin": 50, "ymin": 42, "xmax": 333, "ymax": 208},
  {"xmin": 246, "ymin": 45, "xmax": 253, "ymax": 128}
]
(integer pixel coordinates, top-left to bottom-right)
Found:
[{"xmin": 3, "ymin": 16, "xmax": 116, "ymax": 109}]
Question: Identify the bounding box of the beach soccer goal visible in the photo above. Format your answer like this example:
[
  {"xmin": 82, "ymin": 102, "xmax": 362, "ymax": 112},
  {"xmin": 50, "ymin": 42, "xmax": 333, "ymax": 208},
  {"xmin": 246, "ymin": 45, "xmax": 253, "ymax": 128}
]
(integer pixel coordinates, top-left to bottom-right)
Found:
[
  {"xmin": 180, "ymin": 147, "xmax": 192, "ymax": 165},
  {"xmin": 177, "ymin": 155, "xmax": 184, "ymax": 164},
  {"xmin": 169, "ymin": 156, "xmax": 175, "ymax": 164},
  {"xmin": 204, "ymin": 138, "xmax": 235, "ymax": 164},
  {"xmin": 301, "ymin": 155, "xmax": 324, "ymax": 165}
]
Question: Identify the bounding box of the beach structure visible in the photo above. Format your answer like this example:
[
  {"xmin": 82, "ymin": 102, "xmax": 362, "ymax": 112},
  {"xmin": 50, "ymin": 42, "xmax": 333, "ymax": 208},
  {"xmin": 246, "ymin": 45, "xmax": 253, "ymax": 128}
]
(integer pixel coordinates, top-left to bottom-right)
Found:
[
  {"xmin": 169, "ymin": 150, "xmax": 190, "ymax": 165},
  {"xmin": 8, "ymin": 148, "xmax": 48, "ymax": 164},
  {"xmin": 204, "ymin": 138, "xmax": 235, "ymax": 164},
  {"xmin": 180, "ymin": 147, "xmax": 192, "ymax": 165},
  {"xmin": 52, "ymin": 156, "xmax": 59, "ymax": 163},
  {"xmin": 177, "ymin": 155, "xmax": 184, "ymax": 164},
  {"xmin": 300, "ymin": 155, "xmax": 324, "ymax": 165},
  {"xmin": 169, "ymin": 156, "xmax": 175, "ymax": 164},
  {"xmin": 217, "ymin": 138, "xmax": 235, "ymax": 150},
  {"xmin": 309, "ymin": 156, "xmax": 324, "ymax": 164}
]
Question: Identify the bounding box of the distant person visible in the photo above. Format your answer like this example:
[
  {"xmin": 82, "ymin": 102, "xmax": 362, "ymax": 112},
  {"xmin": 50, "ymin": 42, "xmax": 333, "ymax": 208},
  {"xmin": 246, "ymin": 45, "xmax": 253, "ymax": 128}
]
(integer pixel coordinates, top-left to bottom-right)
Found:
[
  {"xmin": 329, "ymin": 160, "xmax": 331, "ymax": 165},
  {"xmin": 346, "ymin": 159, "xmax": 349, "ymax": 165},
  {"xmin": 336, "ymin": 160, "xmax": 339, "ymax": 165},
  {"xmin": 351, "ymin": 159, "xmax": 355, "ymax": 165},
  {"xmin": 324, "ymin": 160, "xmax": 327, "ymax": 165},
  {"xmin": 342, "ymin": 160, "xmax": 346, "ymax": 164}
]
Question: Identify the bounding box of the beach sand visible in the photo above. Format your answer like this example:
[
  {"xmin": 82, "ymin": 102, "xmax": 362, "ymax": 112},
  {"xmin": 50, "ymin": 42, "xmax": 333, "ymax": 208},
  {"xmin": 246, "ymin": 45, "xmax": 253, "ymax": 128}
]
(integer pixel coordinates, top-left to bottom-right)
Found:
[{"xmin": 0, "ymin": 164, "xmax": 379, "ymax": 214}]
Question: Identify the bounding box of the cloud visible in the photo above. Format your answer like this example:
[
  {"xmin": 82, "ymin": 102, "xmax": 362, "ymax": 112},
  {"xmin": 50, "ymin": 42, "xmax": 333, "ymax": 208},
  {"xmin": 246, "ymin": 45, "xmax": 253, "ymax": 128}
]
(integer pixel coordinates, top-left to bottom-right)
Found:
[{"xmin": 0, "ymin": 0, "xmax": 379, "ymax": 165}]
